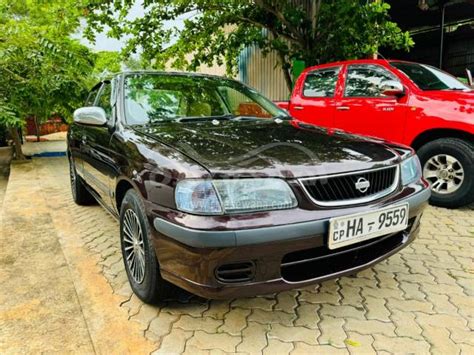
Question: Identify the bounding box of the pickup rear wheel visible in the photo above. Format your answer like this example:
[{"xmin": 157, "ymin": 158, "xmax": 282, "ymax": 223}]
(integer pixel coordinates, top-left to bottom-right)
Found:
[
  {"xmin": 417, "ymin": 138, "xmax": 474, "ymax": 208},
  {"xmin": 69, "ymin": 159, "xmax": 95, "ymax": 205},
  {"xmin": 120, "ymin": 189, "xmax": 177, "ymax": 303}
]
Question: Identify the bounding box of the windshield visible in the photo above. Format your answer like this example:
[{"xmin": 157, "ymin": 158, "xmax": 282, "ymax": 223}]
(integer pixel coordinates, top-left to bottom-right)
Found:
[
  {"xmin": 123, "ymin": 73, "xmax": 286, "ymax": 125},
  {"xmin": 391, "ymin": 62, "xmax": 469, "ymax": 91}
]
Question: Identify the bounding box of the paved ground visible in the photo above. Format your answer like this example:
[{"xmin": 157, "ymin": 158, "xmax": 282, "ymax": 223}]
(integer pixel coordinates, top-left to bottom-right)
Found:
[
  {"xmin": 0, "ymin": 175, "xmax": 7, "ymax": 208},
  {"xmin": 1, "ymin": 157, "xmax": 473, "ymax": 354}
]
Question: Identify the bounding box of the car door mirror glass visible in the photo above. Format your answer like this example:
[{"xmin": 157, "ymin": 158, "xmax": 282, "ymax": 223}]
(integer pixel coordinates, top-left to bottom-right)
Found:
[
  {"xmin": 380, "ymin": 80, "xmax": 405, "ymax": 97},
  {"xmin": 73, "ymin": 107, "xmax": 108, "ymax": 126}
]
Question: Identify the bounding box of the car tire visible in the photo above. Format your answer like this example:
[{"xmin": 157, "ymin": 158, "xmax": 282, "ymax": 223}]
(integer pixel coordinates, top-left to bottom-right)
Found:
[
  {"xmin": 120, "ymin": 189, "xmax": 177, "ymax": 303},
  {"xmin": 69, "ymin": 159, "xmax": 95, "ymax": 205},
  {"xmin": 417, "ymin": 138, "xmax": 474, "ymax": 208}
]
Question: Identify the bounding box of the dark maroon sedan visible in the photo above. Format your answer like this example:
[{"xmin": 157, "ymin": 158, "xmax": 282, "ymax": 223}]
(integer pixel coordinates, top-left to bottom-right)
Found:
[{"xmin": 68, "ymin": 72, "xmax": 430, "ymax": 303}]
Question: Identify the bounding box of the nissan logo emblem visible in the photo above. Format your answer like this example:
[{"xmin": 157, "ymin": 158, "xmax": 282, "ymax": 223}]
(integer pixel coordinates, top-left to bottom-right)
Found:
[{"xmin": 355, "ymin": 177, "xmax": 370, "ymax": 193}]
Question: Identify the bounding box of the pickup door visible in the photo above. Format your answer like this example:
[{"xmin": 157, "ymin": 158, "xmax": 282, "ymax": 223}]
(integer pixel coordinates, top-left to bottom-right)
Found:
[
  {"xmin": 290, "ymin": 66, "xmax": 342, "ymax": 128},
  {"xmin": 334, "ymin": 64, "xmax": 408, "ymax": 143}
]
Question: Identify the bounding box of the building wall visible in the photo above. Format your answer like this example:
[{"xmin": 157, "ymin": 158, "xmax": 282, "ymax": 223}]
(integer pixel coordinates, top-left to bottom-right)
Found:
[
  {"xmin": 236, "ymin": 0, "xmax": 314, "ymax": 100},
  {"xmin": 238, "ymin": 45, "xmax": 290, "ymax": 101}
]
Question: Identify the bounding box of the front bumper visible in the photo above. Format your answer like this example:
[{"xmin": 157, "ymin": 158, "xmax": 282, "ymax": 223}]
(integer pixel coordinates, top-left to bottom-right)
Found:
[{"xmin": 151, "ymin": 184, "xmax": 430, "ymax": 299}]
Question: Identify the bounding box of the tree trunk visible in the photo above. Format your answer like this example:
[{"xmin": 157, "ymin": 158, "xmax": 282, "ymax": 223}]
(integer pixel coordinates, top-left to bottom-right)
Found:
[
  {"xmin": 34, "ymin": 115, "xmax": 41, "ymax": 142},
  {"xmin": 282, "ymin": 66, "xmax": 293, "ymax": 94},
  {"xmin": 8, "ymin": 126, "xmax": 26, "ymax": 160},
  {"xmin": 276, "ymin": 51, "xmax": 293, "ymax": 93}
]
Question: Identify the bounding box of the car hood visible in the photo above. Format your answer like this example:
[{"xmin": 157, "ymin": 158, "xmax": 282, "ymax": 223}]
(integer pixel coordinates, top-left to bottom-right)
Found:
[
  {"xmin": 422, "ymin": 89, "xmax": 474, "ymax": 103},
  {"xmin": 133, "ymin": 119, "xmax": 403, "ymax": 178},
  {"xmin": 417, "ymin": 90, "xmax": 474, "ymax": 126}
]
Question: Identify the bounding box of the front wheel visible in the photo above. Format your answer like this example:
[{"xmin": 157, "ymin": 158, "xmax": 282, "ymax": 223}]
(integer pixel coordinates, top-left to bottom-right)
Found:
[
  {"xmin": 417, "ymin": 138, "xmax": 474, "ymax": 208},
  {"xmin": 120, "ymin": 189, "xmax": 177, "ymax": 303}
]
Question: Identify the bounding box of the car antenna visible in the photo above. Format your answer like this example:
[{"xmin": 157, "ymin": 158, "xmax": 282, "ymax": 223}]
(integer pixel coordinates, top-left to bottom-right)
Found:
[{"xmin": 377, "ymin": 51, "xmax": 391, "ymax": 65}]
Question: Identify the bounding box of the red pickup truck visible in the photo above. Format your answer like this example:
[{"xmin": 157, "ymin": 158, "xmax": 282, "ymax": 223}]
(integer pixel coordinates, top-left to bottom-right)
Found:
[{"xmin": 278, "ymin": 59, "xmax": 473, "ymax": 208}]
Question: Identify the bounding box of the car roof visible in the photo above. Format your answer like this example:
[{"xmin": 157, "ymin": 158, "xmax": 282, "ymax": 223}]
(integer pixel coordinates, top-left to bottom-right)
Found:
[
  {"xmin": 116, "ymin": 70, "xmax": 230, "ymax": 80},
  {"xmin": 90, "ymin": 70, "xmax": 236, "ymax": 91},
  {"xmin": 303, "ymin": 59, "xmax": 419, "ymax": 73}
]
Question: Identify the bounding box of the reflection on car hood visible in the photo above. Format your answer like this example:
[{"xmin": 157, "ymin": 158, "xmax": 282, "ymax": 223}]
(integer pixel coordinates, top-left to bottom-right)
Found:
[{"xmin": 133, "ymin": 119, "xmax": 402, "ymax": 178}]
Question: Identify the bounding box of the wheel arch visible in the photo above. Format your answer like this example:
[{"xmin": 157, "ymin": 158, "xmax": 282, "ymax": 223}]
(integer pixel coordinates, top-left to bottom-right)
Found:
[
  {"xmin": 410, "ymin": 129, "xmax": 473, "ymax": 151},
  {"xmin": 115, "ymin": 177, "xmax": 143, "ymax": 212}
]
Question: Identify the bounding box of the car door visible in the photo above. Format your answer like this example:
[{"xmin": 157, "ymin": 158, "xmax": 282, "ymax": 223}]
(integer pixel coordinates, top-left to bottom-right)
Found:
[
  {"xmin": 81, "ymin": 81, "xmax": 117, "ymax": 210},
  {"xmin": 70, "ymin": 84, "xmax": 102, "ymax": 180},
  {"xmin": 290, "ymin": 66, "xmax": 342, "ymax": 128},
  {"xmin": 334, "ymin": 64, "xmax": 408, "ymax": 143}
]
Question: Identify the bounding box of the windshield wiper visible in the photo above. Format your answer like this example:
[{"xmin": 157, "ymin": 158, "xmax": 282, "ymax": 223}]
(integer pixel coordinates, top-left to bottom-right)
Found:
[
  {"xmin": 273, "ymin": 114, "xmax": 293, "ymax": 121},
  {"xmin": 174, "ymin": 115, "xmax": 234, "ymax": 123}
]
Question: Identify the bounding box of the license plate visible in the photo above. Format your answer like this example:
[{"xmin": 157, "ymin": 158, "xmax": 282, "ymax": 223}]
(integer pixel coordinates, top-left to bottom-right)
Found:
[{"xmin": 328, "ymin": 203, "xmax": 409, "ymax": 250}]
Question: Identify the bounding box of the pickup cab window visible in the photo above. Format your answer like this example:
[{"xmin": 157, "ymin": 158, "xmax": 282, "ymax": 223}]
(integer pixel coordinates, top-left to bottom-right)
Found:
[
  {"xmin": 303, "ymin": 67, "xmax": 340, "ymax": 98},
  {"xmin": 344, "ymin": 64, "xmax": 399, "ymax": 97}
]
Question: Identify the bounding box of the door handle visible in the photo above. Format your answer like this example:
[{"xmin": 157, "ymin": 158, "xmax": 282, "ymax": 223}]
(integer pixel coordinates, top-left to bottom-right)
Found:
[
  {"xmin": 293, "ymin": 106, "xmax": 304, "ymax": 110},
  {"xmin": 336, "ymin": 106, "xmax": 350, "ymax": 111}
]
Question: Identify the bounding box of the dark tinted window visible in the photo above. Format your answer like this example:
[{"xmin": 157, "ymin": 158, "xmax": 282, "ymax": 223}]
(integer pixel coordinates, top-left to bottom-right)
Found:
[
  {"xmin": 96, "ymin": 82, "xmax": 112, "ymax": 120},
  {"xmin": 303, "ymin": 67, "xmax": 340, "ymax": 97},
  {"xmin": 391, "ymin": 62, "xmax": 468, "ymax": 91},
  {"xmin": 344, "ymin": 64, "xmax": 398, "ymax": 97},
  {"xmin": 85, "ymin": 86, "xmax": 101, "ymax": 106}
]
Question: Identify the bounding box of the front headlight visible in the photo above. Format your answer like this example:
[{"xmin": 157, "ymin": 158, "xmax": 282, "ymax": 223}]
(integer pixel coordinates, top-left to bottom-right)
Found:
[
  {"xmin": 401, "ymin": 155, "xmax": 422, "ymax": 185},
  {"xmin": 175, "ymin": 178, "xmax": 297, "ymax": 215}
]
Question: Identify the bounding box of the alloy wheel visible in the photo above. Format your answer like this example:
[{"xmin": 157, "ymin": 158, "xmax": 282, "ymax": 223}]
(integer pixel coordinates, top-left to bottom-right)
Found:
[
  {"xmin": 423, "ymin": 154, "xmax": 464, "ymax": 195},
  {"xmin": 122, "ymin": 209, "xmax": 146, "ymax": 284}
]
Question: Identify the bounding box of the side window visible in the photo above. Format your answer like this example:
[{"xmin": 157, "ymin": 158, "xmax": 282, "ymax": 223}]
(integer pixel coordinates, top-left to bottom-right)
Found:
[
  {"xmin": 85, "ymin": 86, "xmax": 101, "ymax": 106},
  {"xmin": 344, "ymin": 64, "xmax": 399, "ymax": 97},
  {"xmin": 96, "ymin": 82, "xmax": 112, "ymax": 120},
  {"xmin": 303, "ymin": 67, "xmax": 341, "ymax": 98}
]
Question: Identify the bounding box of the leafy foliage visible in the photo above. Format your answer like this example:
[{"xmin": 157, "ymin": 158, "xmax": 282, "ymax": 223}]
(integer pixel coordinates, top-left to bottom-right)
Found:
[
  {"xmin": 84, "ymin": 0, "xmax": 414, "ymax": 90},
  {"xmin": 0, "ymin": 0, "xmax": 115, "ymax": 154},
  {"xmin": 0, "ymin": 2, "xmax": 96, "ymax": 127},
  {"xmin": 92, "ymin": 51, "xmax": 122, "ymax": 81}
]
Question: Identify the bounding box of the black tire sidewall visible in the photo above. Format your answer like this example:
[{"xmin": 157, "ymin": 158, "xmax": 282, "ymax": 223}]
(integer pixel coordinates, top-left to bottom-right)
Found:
[
  {"xmin": 119, "ymin": 189, "xmax": 160, "ymax": 303},
  {"xmin": 69, "ymin": 160, "xmax": 78, "ymax": 202},
  {"xmin": 418, "ymin": 139, "xmax": 474, "ymax": 208},
  {"xmin": 69, "ymin": 158, "xmax": 94, "ymax": 205}
]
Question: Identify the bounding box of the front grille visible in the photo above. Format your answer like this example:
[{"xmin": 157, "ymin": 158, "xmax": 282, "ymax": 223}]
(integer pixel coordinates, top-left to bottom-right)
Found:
[
  {"xmin": 300, "ymin": 166, "xmax": 398, "ymax": 206},
  {"xmin": 215, "ymin": 262, "xmax": 255, "ymax": 283}
]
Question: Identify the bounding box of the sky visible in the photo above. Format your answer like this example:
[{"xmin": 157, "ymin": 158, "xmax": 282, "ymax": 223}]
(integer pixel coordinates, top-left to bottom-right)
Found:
[
  {"xmin": 77, "ymin": 1, "xmax": 141, "ymax": 52},
  {"xmin": 78, "ymin": 1, "xmax": 186, "ymax": 52}
]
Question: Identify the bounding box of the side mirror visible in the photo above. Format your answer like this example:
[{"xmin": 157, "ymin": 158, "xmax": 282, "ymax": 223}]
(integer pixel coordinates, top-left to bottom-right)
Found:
[
  {"xmin": 380, "ymin": 80, "xmax": 405, "ymax": 97},
  {"xmin": 73, "ymin": 107, "xmax": 107, "ymax": 126}
]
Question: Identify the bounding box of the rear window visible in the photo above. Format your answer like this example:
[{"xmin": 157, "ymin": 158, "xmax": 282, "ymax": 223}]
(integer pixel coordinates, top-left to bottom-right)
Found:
[{"xmin": 303, "ymin": 67, "xmax": 341, "ymax": 98}]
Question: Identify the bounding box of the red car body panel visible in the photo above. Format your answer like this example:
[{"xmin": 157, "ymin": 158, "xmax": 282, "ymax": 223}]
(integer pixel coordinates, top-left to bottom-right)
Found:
[{"xmin": 280, "ymin": 59, "xmax": 474, "ymax": 147}]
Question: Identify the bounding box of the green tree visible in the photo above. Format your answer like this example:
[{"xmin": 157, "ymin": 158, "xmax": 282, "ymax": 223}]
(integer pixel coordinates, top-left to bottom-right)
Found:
[
  {"xmin": 91, "ymin": 51, "xmax": 122, "ymax": 81},
  {"xmin": 0, "ymin": 0, "xmax": 95, "ymax": 158},
  {"xmin": 84, "ymin": 0, "xmax": 413, "ymax": 91}
]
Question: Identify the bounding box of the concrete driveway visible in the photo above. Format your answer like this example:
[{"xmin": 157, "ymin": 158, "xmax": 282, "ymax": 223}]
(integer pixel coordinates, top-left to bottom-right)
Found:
[{"xmin": 1, "ymin": 157, "xmax": 473, "ymax": 354}]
